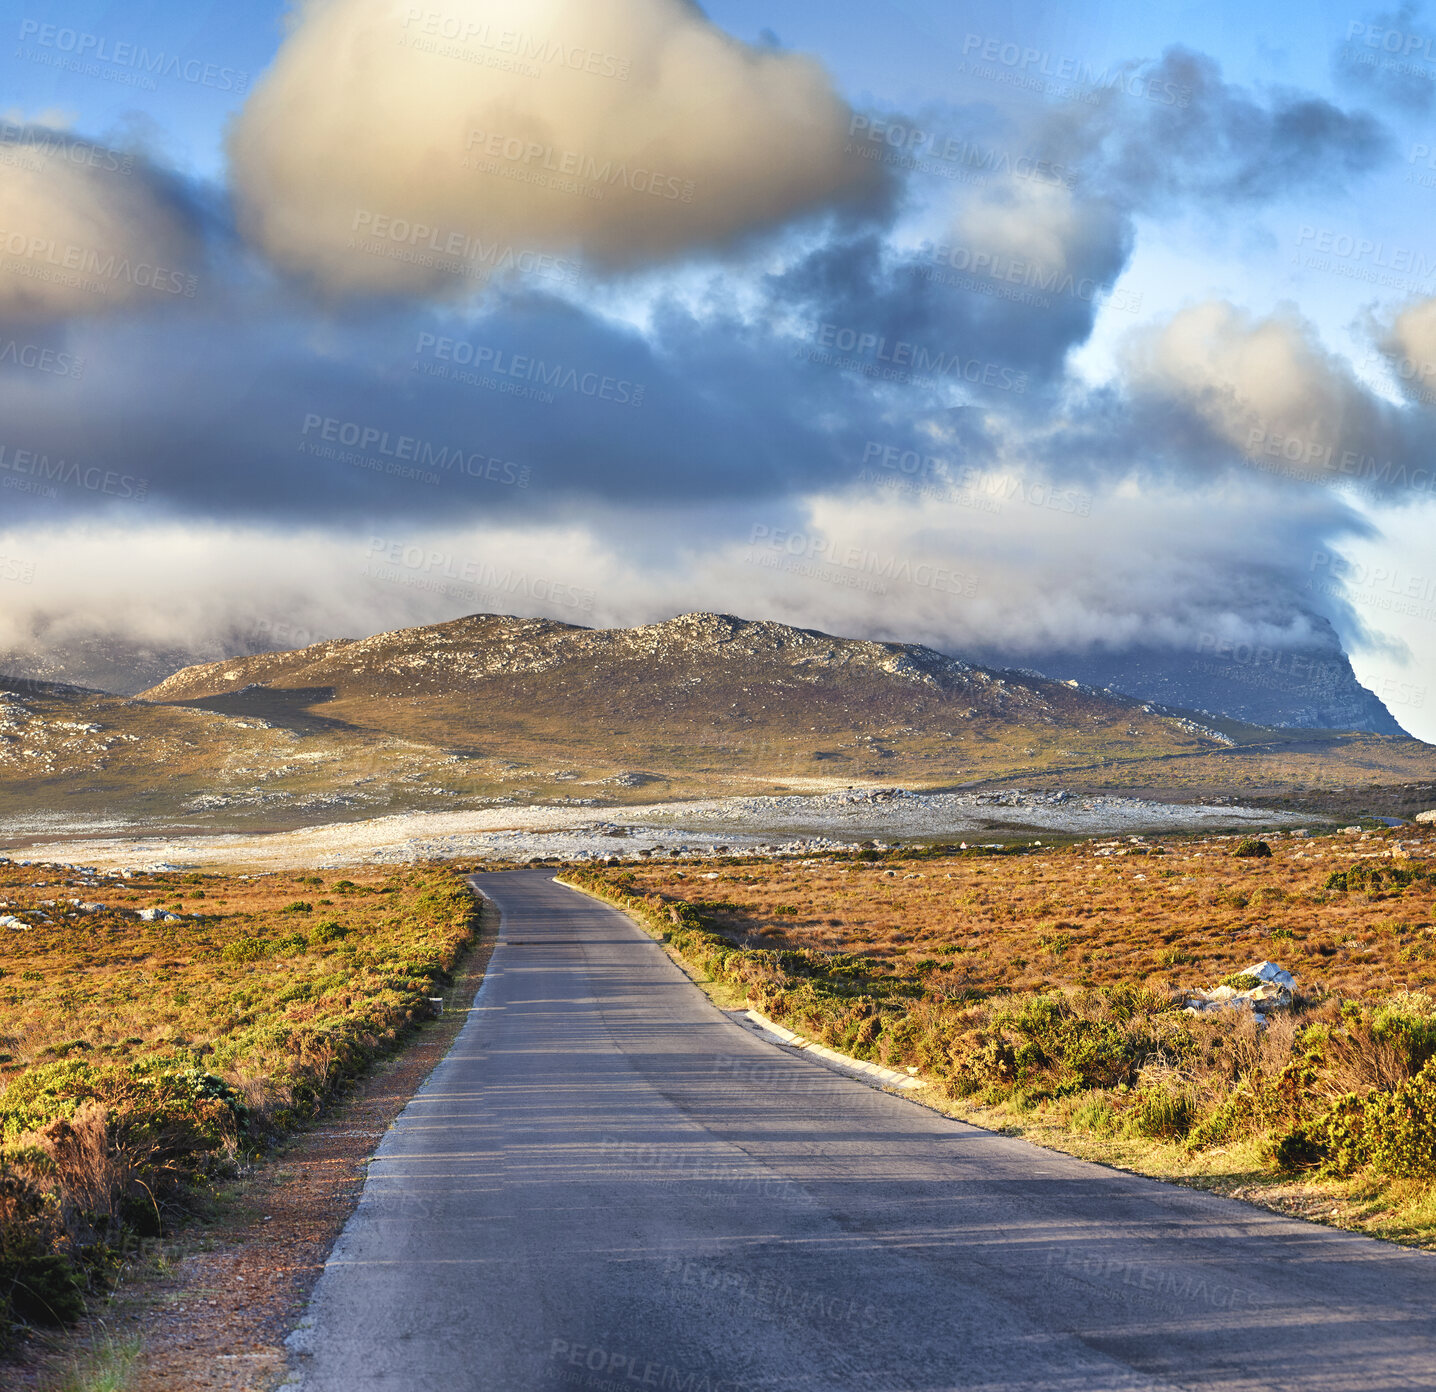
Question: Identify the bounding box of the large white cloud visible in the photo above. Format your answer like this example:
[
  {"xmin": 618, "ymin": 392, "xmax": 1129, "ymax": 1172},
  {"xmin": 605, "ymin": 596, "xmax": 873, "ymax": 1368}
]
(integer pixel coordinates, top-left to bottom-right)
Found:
[
  {"xmin": 1126, "ymin": 300, "xmax": 1390, "ymax": 479},
  {"xmin": 0, "ymin": 137, "xmax": 200, "ymax": 322},
  {"xmin": 227, "ymin": 0, "xmax": 886, "ymax": 297}
]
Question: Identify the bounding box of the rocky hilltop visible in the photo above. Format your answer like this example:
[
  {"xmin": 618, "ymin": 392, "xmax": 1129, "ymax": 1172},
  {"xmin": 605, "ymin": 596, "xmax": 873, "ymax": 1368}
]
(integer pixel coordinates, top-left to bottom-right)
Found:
[
  {"xmin": 131, "ymin": 609, "xmax": 1264, "ymax": 797},
  {"xmin": 144, "ymin": 610, "xmax": 1157, "ymax": 728}
]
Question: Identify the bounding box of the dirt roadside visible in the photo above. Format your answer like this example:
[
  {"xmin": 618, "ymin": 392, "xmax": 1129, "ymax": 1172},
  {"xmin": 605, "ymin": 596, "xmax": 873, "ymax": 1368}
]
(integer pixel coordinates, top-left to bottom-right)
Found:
[{"xmin": 8, "ymin": 894, "xmax": 498, "ymax": 1392}]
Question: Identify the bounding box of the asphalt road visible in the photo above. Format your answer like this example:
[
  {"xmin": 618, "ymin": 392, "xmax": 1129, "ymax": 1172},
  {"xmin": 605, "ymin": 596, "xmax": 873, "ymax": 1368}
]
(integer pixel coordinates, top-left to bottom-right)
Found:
[{"xmin": 286, "ymin": 870, "xmax": 1436, "ymax": 1391}]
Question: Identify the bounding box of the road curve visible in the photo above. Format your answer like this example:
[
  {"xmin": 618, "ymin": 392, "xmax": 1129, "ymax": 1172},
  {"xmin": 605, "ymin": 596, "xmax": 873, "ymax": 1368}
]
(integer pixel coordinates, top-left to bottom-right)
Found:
[{"xmin": 286, "ymin": 870, "xmax": 1436, "ymax": 1391}]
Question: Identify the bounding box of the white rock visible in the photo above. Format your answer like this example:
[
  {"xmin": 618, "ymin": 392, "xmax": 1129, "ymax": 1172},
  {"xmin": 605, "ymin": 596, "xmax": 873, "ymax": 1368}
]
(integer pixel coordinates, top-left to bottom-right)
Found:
[{"xmin": 1243, "ymin": 960, "xmax": 1296, "ymax": 990}]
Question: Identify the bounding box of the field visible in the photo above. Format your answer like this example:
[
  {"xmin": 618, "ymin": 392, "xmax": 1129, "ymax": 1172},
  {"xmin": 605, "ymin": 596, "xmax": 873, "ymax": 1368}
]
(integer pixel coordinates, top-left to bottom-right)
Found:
[
  {"xmin": 0, "ymin": 859, "xmax": 479, "ymax": 1350},
  {"xmin": 563, "ymin": 820, "xmax": 1436, "ymax": 1245}
]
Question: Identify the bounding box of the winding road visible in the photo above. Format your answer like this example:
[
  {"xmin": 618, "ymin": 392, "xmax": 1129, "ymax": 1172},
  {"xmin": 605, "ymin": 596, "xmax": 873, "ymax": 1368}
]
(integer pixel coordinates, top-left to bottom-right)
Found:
[{"xmin": 285, "ymin": 870, "xmax": 1436, "ymax": 1390}]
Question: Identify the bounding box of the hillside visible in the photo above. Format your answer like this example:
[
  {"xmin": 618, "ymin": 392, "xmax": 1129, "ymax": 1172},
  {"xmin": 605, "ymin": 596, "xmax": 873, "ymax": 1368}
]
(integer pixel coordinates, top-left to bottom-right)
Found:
[
  {"xmin": 141, "ymin": 610, "xmax": 1236, "ymax": 775},
  {"xmin": 1, "ymin": 611, "xmax": 1433, "ymax": 838}
]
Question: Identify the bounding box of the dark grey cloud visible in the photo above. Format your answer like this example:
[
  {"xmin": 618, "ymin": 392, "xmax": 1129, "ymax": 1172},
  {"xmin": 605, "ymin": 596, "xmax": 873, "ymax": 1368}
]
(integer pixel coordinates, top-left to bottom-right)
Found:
[{"xmin": 1065, "ymin": 47, "xmax": 1392, "ymax": 206}]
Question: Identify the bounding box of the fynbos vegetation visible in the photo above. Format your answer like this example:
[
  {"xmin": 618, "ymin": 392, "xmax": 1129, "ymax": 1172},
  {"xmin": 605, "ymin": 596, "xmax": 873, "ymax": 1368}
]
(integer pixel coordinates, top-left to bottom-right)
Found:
[{"xmin": 0, "ymin": 863, "xmax": 477, "ymax": 1347}]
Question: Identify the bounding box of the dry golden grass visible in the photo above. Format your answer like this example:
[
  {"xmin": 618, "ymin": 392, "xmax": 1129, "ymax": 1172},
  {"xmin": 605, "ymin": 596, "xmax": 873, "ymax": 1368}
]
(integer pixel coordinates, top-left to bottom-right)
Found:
[
  {"xmin": 0, "ymin": 860, "xmax": 479, "ymax": 1348},
  {"xmin": 622, "ymin": 826, "xmax": 1436, "ymax": 1003}
]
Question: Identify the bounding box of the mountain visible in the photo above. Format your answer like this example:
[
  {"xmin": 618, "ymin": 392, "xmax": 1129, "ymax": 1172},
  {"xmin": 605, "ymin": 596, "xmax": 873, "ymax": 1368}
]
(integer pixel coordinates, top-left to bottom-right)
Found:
[
  {"xmin": 141, "ymin": 610, "xmax": 1231, "ymax": 774},
  {"xmin": 3, "ymin": 607, "xmax": 1404, "ymax": 736},
  {"xmin": 1, "ymin": 611, "xmax": 1431, "ymax": 835},
  {"xmin": 1005, "ymin": 613, "xmax": 1404, "ymax": 736}
]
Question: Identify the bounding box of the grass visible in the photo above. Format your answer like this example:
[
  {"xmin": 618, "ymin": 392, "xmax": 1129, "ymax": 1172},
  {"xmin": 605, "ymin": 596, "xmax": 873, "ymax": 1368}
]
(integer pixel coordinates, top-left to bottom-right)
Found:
[
  {"xmin": 561, "ymin": 821, "xmax": 1436, "ymax": 1245},
  {"xmin": 41, "ymin": 1334, "xmax": 140, "ymax": 1392},
  {"xmin": 0, "ymin": 860, "xmax": 479, "ymax": 1352}
]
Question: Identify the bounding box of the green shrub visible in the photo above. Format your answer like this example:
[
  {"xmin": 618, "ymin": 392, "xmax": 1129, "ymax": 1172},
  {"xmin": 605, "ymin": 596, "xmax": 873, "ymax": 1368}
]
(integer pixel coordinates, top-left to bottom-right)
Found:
[
  {"xmin": 1325, "ymin": 862, "xmax": 1429, "ymax": 894},
  {"xmin": 1371, "ymin": 993, "xmax": 1436, "ymax": 1074},
  {"xmin": 1368, "ymin": 1059, "xmax": 1436, "ymax": 1178},
  {"xmin": 1233, "ymin": 840, "xmax": 1272, "ymax": 858},
  {"xmin": 1129, "ymin": 1087, "xmax": 1195, "ymax": 1139},
  {"xmin": 1069, "ymin": 1092, "xmax": 1119, "ymax": 1135},
  {"xmin": 222, "ymin": 937, "xmax": 272, "ymax": 964},
  {"xmin": 1265, "ymin": 1128, "xmax": 1325, "ymax": 1173},
  {"xmin": 312, "ymin": 920, "xmax": 350, "ymax": 945}
]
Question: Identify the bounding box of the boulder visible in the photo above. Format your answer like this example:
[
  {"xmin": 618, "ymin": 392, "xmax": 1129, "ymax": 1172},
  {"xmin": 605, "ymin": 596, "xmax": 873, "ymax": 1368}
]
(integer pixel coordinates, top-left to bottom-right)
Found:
[
  {"xmin": 1416, "ymin": 809, "xmax": 1436, "ymax": 824},
  {"xmin": 1184, "ymin": 960, "xmax": 1296, "ymax": 1023}
]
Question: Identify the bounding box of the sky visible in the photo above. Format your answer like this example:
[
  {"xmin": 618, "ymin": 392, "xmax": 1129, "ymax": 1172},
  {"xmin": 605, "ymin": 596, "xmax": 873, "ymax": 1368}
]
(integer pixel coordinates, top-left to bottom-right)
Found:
[{"xmin": 2, "ymin": 0, "xmax": 1436, "ymax": 738}]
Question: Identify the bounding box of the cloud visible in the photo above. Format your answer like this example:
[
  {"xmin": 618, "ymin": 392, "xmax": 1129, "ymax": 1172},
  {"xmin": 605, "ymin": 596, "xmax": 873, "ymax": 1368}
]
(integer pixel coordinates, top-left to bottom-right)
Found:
[
  {"xmin": 1064, "ymin": 47, "xmax": 1392, "ymax": 206},
  {"xmin": 1123, "ymin": 300, "xmax": 1416, "ymax": 492},
  {"xmin": 227, "ymin": 0, "xmax": 889, "ymax": 297},
  {"xmin": 0, "ymin": 128, "xmax": 202, "ymax": 322},
  {"xmin": 1381, "ymin": 296, "xmax": 1436, "ymax": 403},
  {"xmin": 0, "ymin": 470, "xmax": 1369, "ymax": 693}
]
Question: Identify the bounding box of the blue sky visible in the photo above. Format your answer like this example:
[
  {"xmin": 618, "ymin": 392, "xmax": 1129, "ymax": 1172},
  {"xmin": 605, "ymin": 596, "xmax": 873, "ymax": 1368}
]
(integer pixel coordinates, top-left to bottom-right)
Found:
[{"xmin": 2, "ymin": 0, "xmax": 1435, "ymax": 738}]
